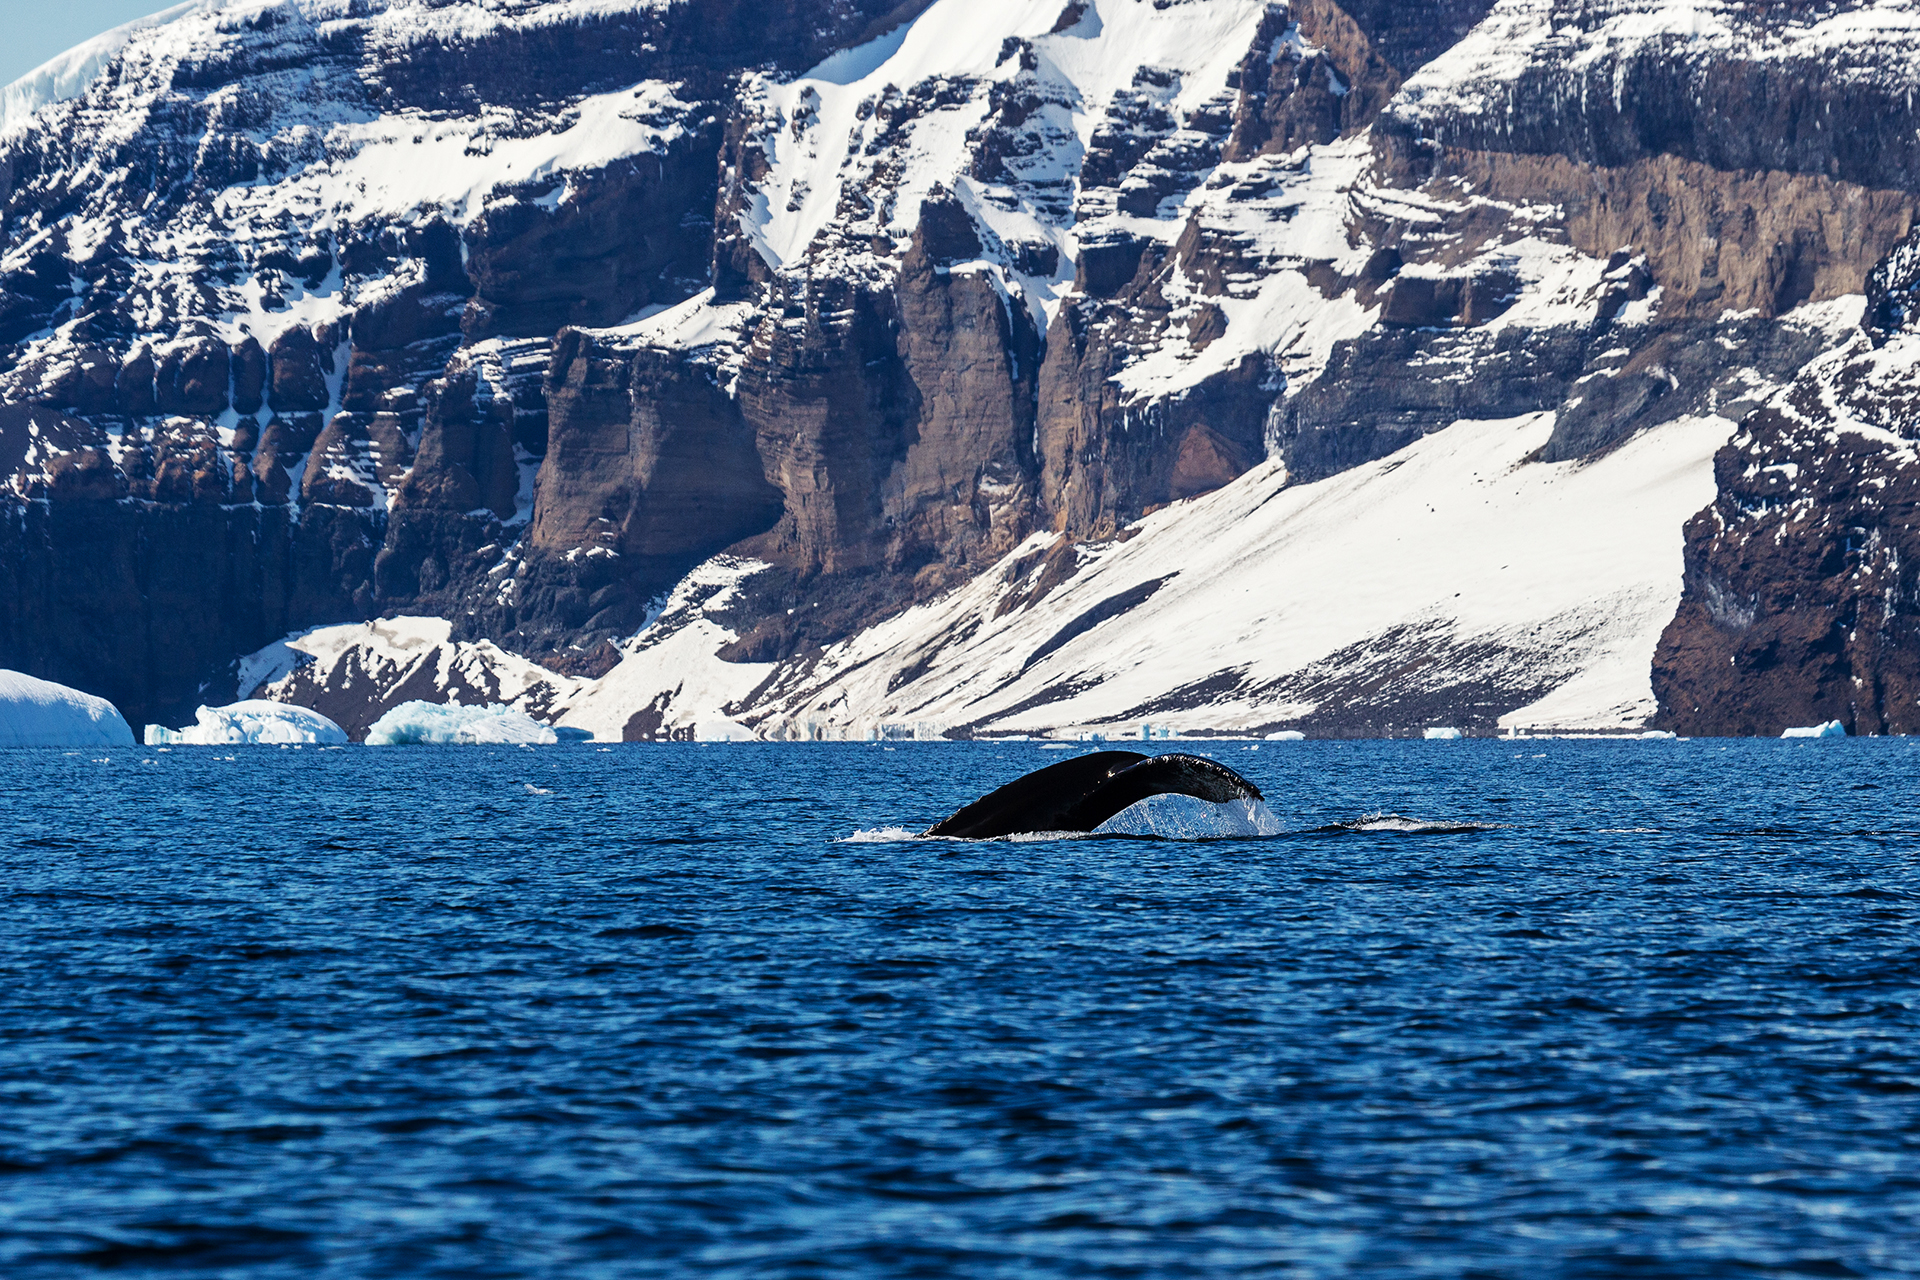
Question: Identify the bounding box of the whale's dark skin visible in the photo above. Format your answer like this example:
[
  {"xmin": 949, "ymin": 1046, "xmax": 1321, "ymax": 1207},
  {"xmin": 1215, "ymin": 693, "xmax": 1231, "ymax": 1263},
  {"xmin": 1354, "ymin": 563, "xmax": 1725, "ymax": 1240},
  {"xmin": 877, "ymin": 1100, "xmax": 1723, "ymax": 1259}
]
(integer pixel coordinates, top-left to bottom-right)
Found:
[{"xmin": 924, "ymin": 751, "xmax": 1264, "ymax": 839}]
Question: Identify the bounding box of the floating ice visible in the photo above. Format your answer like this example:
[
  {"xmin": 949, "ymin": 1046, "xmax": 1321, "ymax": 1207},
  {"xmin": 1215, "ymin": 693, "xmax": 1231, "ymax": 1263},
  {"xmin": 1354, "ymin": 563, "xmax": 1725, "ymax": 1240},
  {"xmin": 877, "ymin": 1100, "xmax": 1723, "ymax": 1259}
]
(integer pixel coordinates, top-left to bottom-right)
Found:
[
  {"xmin": 0, "ymin": 669, "xmax": 135, "ymax": 747},
  {"xmin": 1265, "ymin": 730, "xmax": 1306, "ymax": 741},
  {"xmin": 1424, "ymin": 727, "xmax": 1465, "ymax": 740},
  {"xmin": 1638, "ymin": 730, "xmax": 1678, "ymax": 740},
  {"xmin": 145, "ymin": 700, "xmax": 347, "ymax": 746},
  {"xmin": 694, "ymin": 719, "xmax": 757, "ymax": 742},
  {"xmin": 1781, "ymin": 720, "xmax": 1846, "ymax": 739},
  {"xmin": 365, "ymin": 701, "xmax": 558, "ymax": 745}
]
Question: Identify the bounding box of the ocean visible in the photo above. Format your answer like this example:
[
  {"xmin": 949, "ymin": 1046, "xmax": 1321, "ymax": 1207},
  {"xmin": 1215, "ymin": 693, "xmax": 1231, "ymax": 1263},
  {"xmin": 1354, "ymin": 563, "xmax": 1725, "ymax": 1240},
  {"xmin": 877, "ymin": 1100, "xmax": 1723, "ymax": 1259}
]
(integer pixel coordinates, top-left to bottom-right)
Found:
[{"xmin": 3, "ymin": 739, "xmax": 1917, "ymax": 1277}]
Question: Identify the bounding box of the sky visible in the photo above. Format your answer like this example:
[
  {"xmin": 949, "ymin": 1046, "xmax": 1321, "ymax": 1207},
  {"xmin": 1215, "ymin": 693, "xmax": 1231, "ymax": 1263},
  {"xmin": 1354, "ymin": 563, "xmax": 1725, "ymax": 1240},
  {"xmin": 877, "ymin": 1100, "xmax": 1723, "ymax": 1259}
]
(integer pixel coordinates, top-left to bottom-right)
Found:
[{"xmin": 1, "ymin": 2, "xmax": 174, "ymax": 89}]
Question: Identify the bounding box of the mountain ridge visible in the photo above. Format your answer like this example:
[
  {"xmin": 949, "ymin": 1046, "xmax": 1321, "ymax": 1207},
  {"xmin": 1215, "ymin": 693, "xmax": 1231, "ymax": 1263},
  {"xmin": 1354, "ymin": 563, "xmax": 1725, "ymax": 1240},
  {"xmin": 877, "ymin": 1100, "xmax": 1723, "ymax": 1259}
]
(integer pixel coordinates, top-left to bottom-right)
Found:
[{"xmin": 4, "ymin": 0, "xmax": 1918, "ymax": 738}]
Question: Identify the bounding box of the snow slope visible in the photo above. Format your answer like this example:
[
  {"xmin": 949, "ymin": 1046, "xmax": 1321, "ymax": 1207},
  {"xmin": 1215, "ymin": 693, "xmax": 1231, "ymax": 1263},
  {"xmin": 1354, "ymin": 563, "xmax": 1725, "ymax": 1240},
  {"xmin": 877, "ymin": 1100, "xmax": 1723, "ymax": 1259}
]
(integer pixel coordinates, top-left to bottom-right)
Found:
[
  {"xmin": 0, "ymin": 670, "xmax": 136, "ymax": 746},
  {"xmin": 239, "ymin": 408, "xmax": 1728, "ymax": 740},
  {"xmin": 743, "ymin": 411, "xmax": 1734, "ymax": 738}
]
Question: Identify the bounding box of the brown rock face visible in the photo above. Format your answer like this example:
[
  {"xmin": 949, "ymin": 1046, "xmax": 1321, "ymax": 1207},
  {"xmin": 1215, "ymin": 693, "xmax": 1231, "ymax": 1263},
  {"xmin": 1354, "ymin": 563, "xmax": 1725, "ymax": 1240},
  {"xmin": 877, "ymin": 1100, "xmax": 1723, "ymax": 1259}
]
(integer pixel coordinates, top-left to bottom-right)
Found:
[
  {"xmin": 268, "ymin": 326, "xmax": 332, "ymax": 412},
  {"xmin": 462, "ymin": 141, "xmax": 723, "ymax": 339},
  {"xmin": 1400, "ymin": 147, "xmax": 1920, "ymax": 319},
  {"xmin": 153, "ymin": 333, "xmax": 230, "ymax": 418},
  {"xmin": 1037, "ymin": 231, "xmax": 1277, "ymax": 537},
  {"xmin": 531, "ymin": 330, "xmax": 782, "ymax": 576},
  {"xmin": 231, "ymin": 336, "xmax": 266, "ymax": 415},
  {"xmin": 1652, "ymin": 333, "xmax": 1920, "ymax": 736},
  {"xmin": 300, "ymin": 414, "xmax": 412, "ymax": 509},
  {"xmin": 397, "ymin": 359, "xmax": 519, "ymax": 519}
]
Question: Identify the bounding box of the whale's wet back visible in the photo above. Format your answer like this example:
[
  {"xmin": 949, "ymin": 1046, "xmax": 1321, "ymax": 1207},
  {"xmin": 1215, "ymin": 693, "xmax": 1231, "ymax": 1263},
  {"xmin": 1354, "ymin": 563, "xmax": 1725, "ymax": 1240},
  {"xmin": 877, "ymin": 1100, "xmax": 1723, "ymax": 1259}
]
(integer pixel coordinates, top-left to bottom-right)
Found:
[{"xmin": 4, "ymin": 739, "xmax": 1920, "ymax": 1277}]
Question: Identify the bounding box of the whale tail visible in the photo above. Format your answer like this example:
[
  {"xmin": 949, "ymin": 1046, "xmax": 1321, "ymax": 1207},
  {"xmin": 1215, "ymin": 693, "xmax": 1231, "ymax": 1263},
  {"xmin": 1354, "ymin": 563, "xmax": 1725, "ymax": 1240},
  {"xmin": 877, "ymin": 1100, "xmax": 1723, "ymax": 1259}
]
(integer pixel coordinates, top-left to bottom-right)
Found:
[{"xmin": 924, "ymin": 750, "xmax": 1264, "ymax": 839}]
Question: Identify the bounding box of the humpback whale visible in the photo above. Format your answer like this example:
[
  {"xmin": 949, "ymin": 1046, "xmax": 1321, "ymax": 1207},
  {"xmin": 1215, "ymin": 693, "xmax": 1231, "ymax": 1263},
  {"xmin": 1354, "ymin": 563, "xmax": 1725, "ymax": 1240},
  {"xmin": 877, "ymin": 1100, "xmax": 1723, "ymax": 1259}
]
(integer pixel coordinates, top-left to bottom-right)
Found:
[{"xmin": 925, "ymin": 750, "xmax": 1264, "ymax": 839}]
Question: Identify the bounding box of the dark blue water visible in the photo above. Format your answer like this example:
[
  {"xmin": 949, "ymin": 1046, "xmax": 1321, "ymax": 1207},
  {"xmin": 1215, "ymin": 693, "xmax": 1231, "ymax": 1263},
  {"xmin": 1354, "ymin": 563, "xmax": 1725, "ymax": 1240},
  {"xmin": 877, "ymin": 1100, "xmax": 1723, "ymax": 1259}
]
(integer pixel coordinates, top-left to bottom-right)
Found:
[{"xmin": 4, "ymin": 739, "xmax": 1919, "ymax": 1278}]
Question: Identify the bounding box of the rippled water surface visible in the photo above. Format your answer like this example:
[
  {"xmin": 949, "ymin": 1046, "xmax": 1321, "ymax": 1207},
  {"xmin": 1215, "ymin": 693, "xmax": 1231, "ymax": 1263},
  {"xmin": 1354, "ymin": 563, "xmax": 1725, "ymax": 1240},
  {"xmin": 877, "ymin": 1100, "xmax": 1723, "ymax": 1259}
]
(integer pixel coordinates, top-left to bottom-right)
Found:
[{"xmin": 4, "ymin": 739, "xmax": 1920, "ymax": 1277}]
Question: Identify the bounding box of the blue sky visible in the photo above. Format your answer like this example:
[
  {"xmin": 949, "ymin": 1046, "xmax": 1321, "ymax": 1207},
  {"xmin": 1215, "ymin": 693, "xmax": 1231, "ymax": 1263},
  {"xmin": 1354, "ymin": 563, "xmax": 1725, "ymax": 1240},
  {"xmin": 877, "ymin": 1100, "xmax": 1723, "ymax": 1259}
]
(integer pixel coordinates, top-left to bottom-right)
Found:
[{"xmin": 3, "ymin": 3, "xmax": 172, "ymax": 89}]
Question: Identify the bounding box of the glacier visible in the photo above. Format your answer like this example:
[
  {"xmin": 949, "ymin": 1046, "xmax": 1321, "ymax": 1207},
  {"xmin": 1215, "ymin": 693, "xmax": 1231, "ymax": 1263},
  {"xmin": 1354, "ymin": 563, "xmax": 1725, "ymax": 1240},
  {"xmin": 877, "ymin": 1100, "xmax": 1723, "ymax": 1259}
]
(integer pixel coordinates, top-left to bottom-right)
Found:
[
  {"xmin": 366, "ymin": 701, "xmax": 559, "ymax": 745},
  {"xmin": 0, "ymin": 670, "xmax": 136, "ymax": 747},
  {"xmin": 144, "ymin": 700, "xmax": 347, "ymax": 746}
]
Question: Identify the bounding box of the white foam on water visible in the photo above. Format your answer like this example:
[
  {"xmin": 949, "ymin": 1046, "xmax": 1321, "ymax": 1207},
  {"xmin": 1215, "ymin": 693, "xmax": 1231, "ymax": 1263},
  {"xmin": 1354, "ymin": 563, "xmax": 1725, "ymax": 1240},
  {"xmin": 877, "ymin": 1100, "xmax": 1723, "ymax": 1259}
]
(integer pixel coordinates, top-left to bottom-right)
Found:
[
  {"xmin": 840, "ymin": 826, "xmax": 924, "ymax": 843},
  {"xmin": 1335, "ymin": 813, "xmax": 1508, "ymax": 834}
]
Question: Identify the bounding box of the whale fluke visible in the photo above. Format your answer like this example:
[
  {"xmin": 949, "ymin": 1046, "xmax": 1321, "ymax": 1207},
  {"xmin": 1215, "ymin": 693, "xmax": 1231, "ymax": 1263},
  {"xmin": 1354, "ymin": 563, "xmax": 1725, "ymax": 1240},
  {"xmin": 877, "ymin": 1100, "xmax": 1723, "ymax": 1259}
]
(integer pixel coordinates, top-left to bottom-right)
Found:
[{"xmin": 924, "ymin": 750, "xmax": 1264, "ymax": 839}]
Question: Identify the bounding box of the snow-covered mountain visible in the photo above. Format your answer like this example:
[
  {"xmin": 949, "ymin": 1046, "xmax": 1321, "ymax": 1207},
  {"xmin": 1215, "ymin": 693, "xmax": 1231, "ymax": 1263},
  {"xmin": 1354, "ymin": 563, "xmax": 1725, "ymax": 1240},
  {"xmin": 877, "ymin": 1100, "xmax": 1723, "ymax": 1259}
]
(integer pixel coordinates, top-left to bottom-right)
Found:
[{"xmin": 5, "ymin": 0, "xmax": 1919, "ymax": 738}]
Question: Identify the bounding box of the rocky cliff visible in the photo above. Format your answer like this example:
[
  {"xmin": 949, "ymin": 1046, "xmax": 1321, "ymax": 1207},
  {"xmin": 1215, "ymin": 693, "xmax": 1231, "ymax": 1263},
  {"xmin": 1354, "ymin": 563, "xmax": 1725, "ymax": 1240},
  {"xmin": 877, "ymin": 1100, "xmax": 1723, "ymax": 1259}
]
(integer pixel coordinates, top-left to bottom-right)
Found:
[{"xmin": 4, "ymin": 0, "xmax": 1919, "ymax": 738}]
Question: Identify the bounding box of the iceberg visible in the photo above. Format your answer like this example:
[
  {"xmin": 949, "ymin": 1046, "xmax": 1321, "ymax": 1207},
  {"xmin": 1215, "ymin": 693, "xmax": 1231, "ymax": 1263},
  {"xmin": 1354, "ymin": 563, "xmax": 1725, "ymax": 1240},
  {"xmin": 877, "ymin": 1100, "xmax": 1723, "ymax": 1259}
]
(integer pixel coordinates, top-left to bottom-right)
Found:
[
  {"xmin": 1264, "ymin": 730, "xmax": 1306, "ymax": 741},
  {"xmin": 145, "ymin": 700, "xmax": 347, "ymax": 746},
  {"xmin": 0, "ymin": 669, "xmax": 135, "ymax": 747},
  {"xmin": 1781, "ymin": 720, "xmax": 1846, "ymax": 739},
  {"xmin": 365, "ymin": 700, "xmax": 558, "ymax": 745},
  {"xmin": 1638, "ymin": 730, "xmax": 1678, "ymax": 740},
  {"xmin": 1424, "ymin": 727, "xmax": 1465, "ymax": 740}
]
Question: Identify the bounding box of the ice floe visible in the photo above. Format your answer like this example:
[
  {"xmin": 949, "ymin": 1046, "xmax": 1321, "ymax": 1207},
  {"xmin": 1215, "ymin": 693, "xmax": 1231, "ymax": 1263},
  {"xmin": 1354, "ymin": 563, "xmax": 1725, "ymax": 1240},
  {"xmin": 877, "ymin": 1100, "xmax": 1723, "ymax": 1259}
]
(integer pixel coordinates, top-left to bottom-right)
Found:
[{"xmin": 1781, "ymin": 720, "xmax": 1846, "ymax": 739}]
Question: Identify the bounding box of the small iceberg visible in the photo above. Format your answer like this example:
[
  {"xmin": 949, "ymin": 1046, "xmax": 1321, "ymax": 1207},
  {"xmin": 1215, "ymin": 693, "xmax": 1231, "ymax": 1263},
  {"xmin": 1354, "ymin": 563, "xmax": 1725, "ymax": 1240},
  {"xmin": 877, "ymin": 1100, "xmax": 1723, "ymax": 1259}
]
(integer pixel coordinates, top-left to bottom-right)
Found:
[
  {"xmin": 0, "ymin": 669, "xmax": 135, "ymax": 747},
  {"xmin": 366, "ymin": 700, "xmax": 558, "ymax": 745},
  {"xmin": 1781, "ymin": 719, "xmax": 1846, "ymax": 739},
  {"xmin": 695, "ymin": 719, "xmax": 758, "ymax": 742},
  {"xmin": 146, "ymin": 700, "xmax": 347, "ymax": 745},
  {"xmin": 1424, "ymin": 727, "xmax": 1464, "ymax": 740},
  {"xmin": 1264, "ymin": 730, "xmax": 1306, "ymax": 741},
  {"xmin": 1638, "ymin": 730, "xmax": 1678, "ymax": 740}
]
